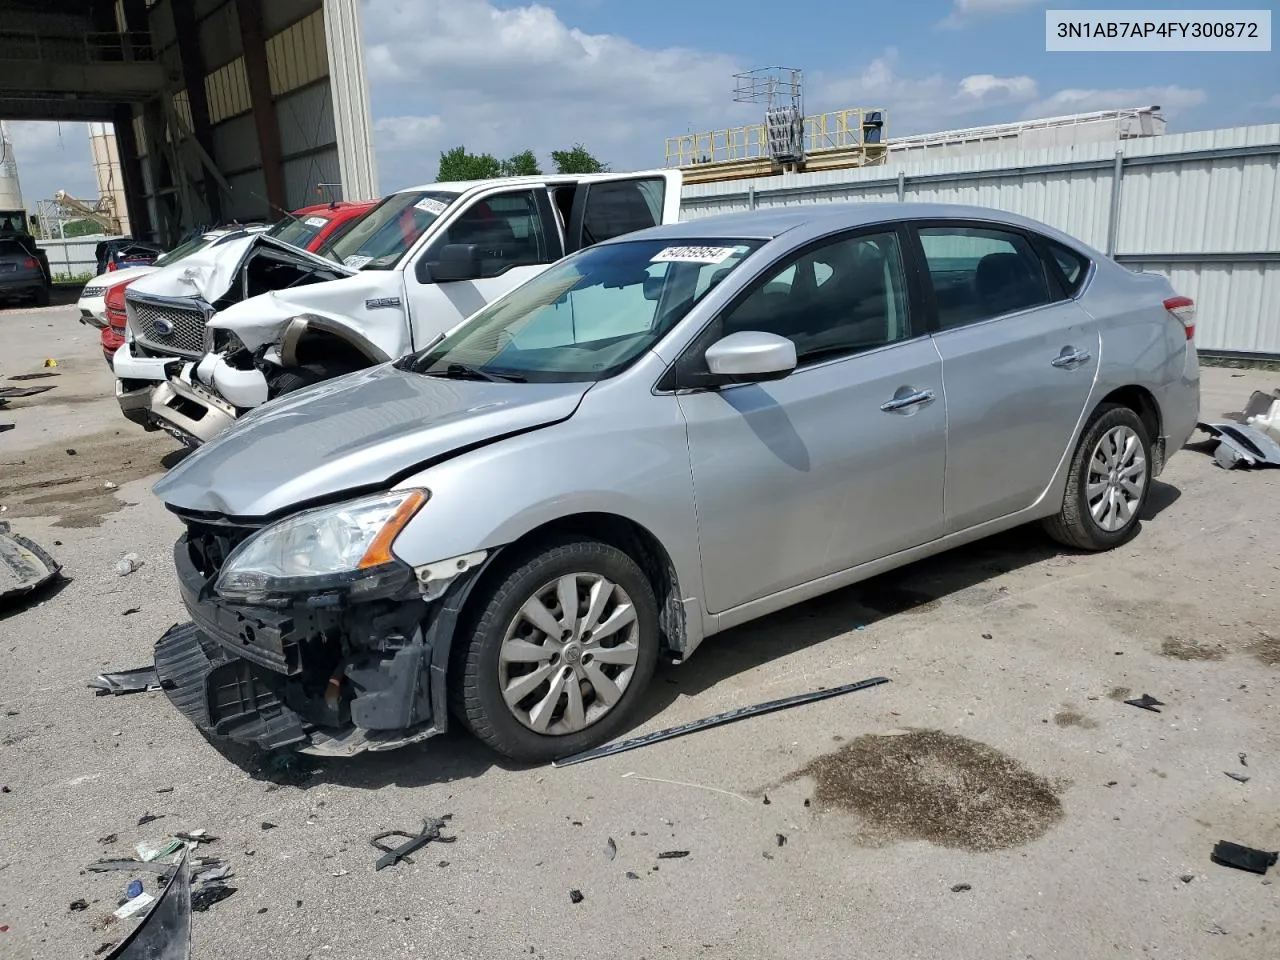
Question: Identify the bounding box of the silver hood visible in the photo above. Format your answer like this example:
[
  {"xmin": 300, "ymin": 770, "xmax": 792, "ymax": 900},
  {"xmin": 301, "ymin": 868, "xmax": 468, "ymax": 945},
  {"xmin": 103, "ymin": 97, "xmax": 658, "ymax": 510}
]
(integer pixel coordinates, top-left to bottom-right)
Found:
[{"xmin": 153, "ymin": 365, "xmax": 590, "ymax": 518}]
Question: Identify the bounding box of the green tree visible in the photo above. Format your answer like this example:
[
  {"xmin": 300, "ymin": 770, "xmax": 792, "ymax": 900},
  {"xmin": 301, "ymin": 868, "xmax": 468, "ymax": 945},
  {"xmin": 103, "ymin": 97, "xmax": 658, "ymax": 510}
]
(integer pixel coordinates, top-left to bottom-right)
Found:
[
  {"xmin": 500, "ymin": 149, "xmax": 542, "ymax": 177},
  {"xmin": 551, "ymin": 144, "xmax": 610, "ymax": 174},
  {"xmin": 436, "ymin": 145, "xmax": 503, "ymax": 182}
]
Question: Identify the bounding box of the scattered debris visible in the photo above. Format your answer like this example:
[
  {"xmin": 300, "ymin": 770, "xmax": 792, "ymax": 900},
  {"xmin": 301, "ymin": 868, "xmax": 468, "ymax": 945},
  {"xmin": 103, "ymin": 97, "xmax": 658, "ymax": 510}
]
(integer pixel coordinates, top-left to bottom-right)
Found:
[
  {"xmin": 173, "ymin": 831, "xmax": 215, "ymax": 845},
  {"xmin": 155, "ymin": 787, "xmax": 173, "ymax": 794},
  {"xmin": 775, "ymin": 834, "xmax": 788, "ymax": 847},
  {"xmin": 950, "ymin": 883, "xmax": 972, "ymax": 893},
  {"xmin": 135, "ymin": 839, "xmax": 182, "ymax": 863},
  {"xmin": 66, "ymin": 448, "xmax": 77, "ymax": 455},
  {"xmin": 1207, "ymin": 923, "xmax": 1228, "ymax": 936},
  {"xmin": 88, "ymin": 668, "xmax": 160, "ymax": 696},
  {"xmin": 44, "ymin": 358, "xmax": 56, "ymax": 368},
  {"xmin": 1224, "ymin": 772, "xmax": 1251, "ymax": 784},
  {"xmin": 0, "ymin": 385, "xmax": 54, "ymax": 399},
  {"xmin": 1239, "ymin": 753, "xmax": 1248, "ymax": 767},
  {"xmin": 625, "ymin": 871, "xmax": 640, "ymax": 880},
  {"xmin": 70, "ymin": 899, "xmax": 89, "ymax": 912},
  {"xmin": 371, "ymin": 815, "xmax": 455, "ymax": 871},
  {"xmin": 259, "ymin": 823, "xmax": 276, "ymax": 831},
  {"xmin": 190, "ymin": 884, "xmax": 235, "ymax": 913},
  {"xmin": 604, "ymin": 838, "xmax": 616, "ymax": 861},
  {"xmin": 0, "ymin": 522, "xmax": 63, "ymax": 609},
  {"xmin": 85, "ymin": 859, "xmax": 170, "ymax": 876},
  {"xmin": 981, "ymin": 633, "xmax": 993, "ymax": 640},
  {"xmin": 103, "ymin": 850, "xmax": 191, "ymax": 960},
  {"xmin": 658, "ymin": 851, "xmax": 690, "ymax": 859},
  {"xmin": 137, "ymin": 813, "xmax": 164, "ymax": 827},
  {"xmin": 113, "ymin": 893, "xmax": 155, "ymax": 920},
  {"xmin": 122, "ymin": 608, "xmax": 141, "ymax": 617},
  {"xmin": 114, "ymin": 554, "xmax": 143, "ymax": 576},
  {"xmin": 0, "ymin": 424, "xmax": 13, "ymax": 434},
  {"xmin": 9, "ymin": 372, "xmax": 58, "ymax": 381},
  {"xmin": 1211, "ymin": 841, "xmax": 1278, "ymax": 875},
  {"xmin": 99, "ymin": 834, "xmax": 118, "ymax": 845},
  {"xmin": 1180, "ymin": 874, "xmax": 1195, "ymax": 883},
  {"xmin": 94, "ymin": 943, "xmax": 114, "ymax": 956},
  {"xmin": 762, "ymin": 794, "xmax": 770, "ymax": 805},
  {"xmin": 619, "ymin": 771, "xmax": 751, "ymax": 803},
  {"xmin": 1197, "ymin": 421, "xmax": 1280, "ymax": 469},
  {"xmin": 127, "ymin": 880, "xmax": 144, "ymax": 900},
  {"xmin": 554, "ymin": 676, "xmax": 890, "ymax": 767},
  {"xmin": 569, "ymin": 890, "xmax": 584, "ymax": 904},
  {"xmin": 103, "ymin": 481, "xmax": 118, "ymax": 491},
  {"xmin": 1123, "ymin": 694, "xmax": 1165, "ymax": 713}
]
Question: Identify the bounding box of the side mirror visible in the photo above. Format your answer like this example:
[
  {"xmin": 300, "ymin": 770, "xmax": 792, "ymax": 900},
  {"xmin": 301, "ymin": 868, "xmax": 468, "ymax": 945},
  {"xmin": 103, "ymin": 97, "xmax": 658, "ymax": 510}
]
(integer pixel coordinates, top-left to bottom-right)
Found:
[
  {"xmin": 703, "ymin": 331, "xmax": 796, "ymax": 383},
  {"xmin": 422, "ymin": 243, "xmax": 482, "ymax": 283}
]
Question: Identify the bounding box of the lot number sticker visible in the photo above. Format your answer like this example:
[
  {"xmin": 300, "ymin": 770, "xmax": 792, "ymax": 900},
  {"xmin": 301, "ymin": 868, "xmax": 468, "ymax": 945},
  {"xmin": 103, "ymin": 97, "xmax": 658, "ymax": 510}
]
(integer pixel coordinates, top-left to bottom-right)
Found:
[
  {"xmin": 343, "ymin": 255, "xmax": 373, "ymax": 269},
  {"xmin": 414, "ymin": 197, "xmax": 449, "ymax": 216},
  {"xmin": 651, "ymin": 246, "xmax": 738, "ymax": 264},
  {"xmin": 303, "ymin": 216, "xmax": 329, "ymax": 228}
]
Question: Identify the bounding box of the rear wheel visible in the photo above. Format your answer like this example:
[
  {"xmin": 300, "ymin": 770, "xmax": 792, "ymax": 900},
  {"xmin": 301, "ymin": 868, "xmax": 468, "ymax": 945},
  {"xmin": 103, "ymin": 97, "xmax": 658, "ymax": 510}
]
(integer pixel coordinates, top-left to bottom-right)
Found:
[
  {"xmin": 453, "ymin": 537, "xmax": 660, "ymax": 762},
  {"xmin": 1044, "ymin": 404, "xmax": 1151, "ymax": 550}
]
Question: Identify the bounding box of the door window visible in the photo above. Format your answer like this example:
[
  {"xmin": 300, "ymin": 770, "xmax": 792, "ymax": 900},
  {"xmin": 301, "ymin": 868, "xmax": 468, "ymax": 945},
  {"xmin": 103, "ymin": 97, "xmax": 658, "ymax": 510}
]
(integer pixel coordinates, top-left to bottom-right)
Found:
[
  {"xmin": 917, "ymin": 226, "xmax": 1051, "ymax": 329},
  {"xmin": 430, "ymin": 190, "xmax": 551, "ymax": 278},
  {"xmin": 719, "ymin": 230, "xmax": 912, "ymax": 366},
  {"xmin": 579, "ymin": 178, "xmax": 666, "ymax": 247}
]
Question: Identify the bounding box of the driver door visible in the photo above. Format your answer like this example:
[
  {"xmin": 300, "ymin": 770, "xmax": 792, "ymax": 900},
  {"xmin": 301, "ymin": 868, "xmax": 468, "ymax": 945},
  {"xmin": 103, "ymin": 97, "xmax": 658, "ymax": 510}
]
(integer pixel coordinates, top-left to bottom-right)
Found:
[{"xmin": 406, "ymin": 188, "xmax": 563, "ymax": 348}]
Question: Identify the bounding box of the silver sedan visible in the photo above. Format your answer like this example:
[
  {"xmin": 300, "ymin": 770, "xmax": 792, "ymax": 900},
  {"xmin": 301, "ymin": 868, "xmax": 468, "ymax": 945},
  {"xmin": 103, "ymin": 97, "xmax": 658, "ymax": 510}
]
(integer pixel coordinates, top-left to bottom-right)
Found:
[{"xmin": 152, "ymin": 202, "xmax": 1201, "ymax": 763}]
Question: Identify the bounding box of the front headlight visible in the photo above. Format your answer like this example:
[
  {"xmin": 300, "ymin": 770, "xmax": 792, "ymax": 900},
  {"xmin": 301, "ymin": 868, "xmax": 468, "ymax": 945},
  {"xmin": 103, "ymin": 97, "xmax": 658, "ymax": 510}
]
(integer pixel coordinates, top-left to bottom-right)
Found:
[{"xmin": 215, "ymin": 489, "xmax": 428, "ymax": 604}]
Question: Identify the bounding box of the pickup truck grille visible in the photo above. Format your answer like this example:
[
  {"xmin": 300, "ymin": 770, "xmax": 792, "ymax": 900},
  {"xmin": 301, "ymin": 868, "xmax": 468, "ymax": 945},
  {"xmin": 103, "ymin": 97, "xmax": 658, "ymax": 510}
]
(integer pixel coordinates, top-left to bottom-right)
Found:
[{"xmin": 127, "ymin": 294, "xmax": 209, "ymax": 359}]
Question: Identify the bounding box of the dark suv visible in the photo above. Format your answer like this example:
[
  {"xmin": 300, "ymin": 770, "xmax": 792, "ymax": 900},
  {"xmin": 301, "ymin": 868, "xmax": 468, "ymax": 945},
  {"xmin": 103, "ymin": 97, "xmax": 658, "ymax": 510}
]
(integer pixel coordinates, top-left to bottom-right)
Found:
[{"xmin": 0, "ymin": 238, "xmax": 50, "ymax": 306}]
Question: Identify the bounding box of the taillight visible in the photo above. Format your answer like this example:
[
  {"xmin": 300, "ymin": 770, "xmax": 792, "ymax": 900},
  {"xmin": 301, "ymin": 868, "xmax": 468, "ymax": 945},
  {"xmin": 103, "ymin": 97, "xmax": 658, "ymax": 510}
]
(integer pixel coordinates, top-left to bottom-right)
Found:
[
  {"xmin": 22, "ymin": 257, "xmax": 38, "ymax": 269},
  {"xmin": 105, "ymin": 279, "xmax": 135, "ymax": 331},
  {"xmin": 1164, "ymin": 295, "xmax": 1195, "ymax": 340},
  {"xmin": 106, "ymin": 260, "xmax": 118, "ymax": 272}
]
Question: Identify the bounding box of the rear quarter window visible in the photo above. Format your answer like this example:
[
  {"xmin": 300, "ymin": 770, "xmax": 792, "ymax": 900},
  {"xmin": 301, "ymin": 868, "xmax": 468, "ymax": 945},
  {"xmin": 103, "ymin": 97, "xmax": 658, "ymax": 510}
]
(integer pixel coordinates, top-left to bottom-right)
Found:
[{"xmin": 1046, "ymin": 241, "xmax": 1090, "ymax": 297}]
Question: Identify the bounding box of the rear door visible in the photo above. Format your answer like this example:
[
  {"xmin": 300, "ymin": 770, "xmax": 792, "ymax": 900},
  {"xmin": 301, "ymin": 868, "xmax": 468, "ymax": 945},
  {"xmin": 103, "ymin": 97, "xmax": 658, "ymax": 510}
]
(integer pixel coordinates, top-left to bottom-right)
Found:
[
  {"xmin": 566, "ymin": 171, "xmax": 682, "ymax": 254},
  {"xmin": 405, "ymin": 186, "xmax": 564, "ymax": 346},
  {"xmin": 911, "ymin": 221, "xmax": 1100, "ymax": 533}
]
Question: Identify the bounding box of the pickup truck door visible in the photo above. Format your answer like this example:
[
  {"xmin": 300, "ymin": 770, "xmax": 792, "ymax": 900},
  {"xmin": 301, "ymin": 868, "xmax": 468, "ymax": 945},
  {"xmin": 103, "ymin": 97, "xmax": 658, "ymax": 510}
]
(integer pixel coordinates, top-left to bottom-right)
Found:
[
  {"xmin": 404, "ymin": 186, "xmax": 564, "ymax": 349},
  {"xmin": 565, "ymin": 171, "xmax": 683, "ymax": 254}
]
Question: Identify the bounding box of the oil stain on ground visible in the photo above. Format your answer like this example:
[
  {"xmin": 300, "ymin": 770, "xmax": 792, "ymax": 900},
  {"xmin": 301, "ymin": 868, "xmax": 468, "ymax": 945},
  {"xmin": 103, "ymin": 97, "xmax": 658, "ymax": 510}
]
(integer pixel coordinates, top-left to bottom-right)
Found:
[
  {"xmin": 0, "ymin": 430, "xmax": 173, "ymax": 528},
  {"xmin": 1053, "ymin": 709, "xmax": 1098, "ymax": 729},
  {"xmin": 788, "ymin": 730, "xmax": 1063, "ymax": 851},
  {"xmin": 1161, "ymin": 636, "xmax": 1225, "ymax": 661},
  {"xmin": 1253, "ymin": 632, "xmax": 1280, "ymax": 667}
]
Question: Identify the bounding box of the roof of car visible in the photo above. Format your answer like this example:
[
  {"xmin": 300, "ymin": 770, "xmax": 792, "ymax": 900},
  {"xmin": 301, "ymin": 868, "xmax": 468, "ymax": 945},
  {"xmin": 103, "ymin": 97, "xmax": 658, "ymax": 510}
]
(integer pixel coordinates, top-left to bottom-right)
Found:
[
  {"xmin": 290, "ymin": 200, "xmax": 377, "ymax": 217},
  {"xmin": 614, "ymin": 202, "xmax": 1057, "ymax": 244},
  {"xmin": 394, "ymin": 171, "xmax": 670, "ymax": 195}
]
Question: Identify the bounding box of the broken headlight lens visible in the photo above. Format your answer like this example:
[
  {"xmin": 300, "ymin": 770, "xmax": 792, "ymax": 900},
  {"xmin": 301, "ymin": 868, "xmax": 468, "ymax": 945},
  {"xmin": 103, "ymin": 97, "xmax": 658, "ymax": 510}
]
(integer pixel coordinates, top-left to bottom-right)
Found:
[{"xmin": 214, "ymin": 489, "xmax": 428, "ymax": 603}]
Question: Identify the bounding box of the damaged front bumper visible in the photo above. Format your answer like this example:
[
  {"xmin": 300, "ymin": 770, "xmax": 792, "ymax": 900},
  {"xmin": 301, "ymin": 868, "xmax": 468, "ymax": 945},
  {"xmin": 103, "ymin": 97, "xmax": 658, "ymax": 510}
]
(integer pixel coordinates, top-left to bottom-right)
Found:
[{"xmin": 154, "ymin": 536, "xmax": 484, "ymax": 757}]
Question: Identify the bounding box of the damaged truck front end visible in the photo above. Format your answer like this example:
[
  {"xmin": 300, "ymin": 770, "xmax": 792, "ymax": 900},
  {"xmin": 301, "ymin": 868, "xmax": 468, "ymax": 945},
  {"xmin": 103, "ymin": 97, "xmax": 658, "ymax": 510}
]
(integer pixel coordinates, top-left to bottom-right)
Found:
[{"xmin": 156, "ymin": 494, "xmax": 489, "ymax": 757}]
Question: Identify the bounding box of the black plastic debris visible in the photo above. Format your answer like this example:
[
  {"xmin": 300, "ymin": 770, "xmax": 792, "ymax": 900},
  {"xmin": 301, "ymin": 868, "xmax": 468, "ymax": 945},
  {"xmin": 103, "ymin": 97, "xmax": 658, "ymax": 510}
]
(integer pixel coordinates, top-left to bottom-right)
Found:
[
  {"xmin": 657, "ymin": 851, "xmax": 689, "ymax": 859},
  {"xmin": 569, "ymin": 890, "xmax": 584, "ymax": 904},
  {"xmin": 0, "ymin": 522, "xmax": 62, "ymax": 609},
  {"xmin": 70, "ymin": 899, "xmax": 89, "ymax": 912},
  {"xmin": 776, "ymin": 834, "xmax": 788, "ymax": 847},
  {"xmin": 553, "ymin": 676, "xmax": 891, "ymax": 767},
  {"xmin": 1211, "ymin": 841, "xmax": 1278, "ymax": 875},
  {"xmin": 122, "ymin": 608, "xmax": 141, "ymax": 617},
  {"xmin": 1238, "ymin": 753, "xmax": 1248, "ymax": 767},
  {"xmin": 1180, "ymin": 874, "xmax": 1195, "ymax": 883},
  {"xmin": 259, "ymin": 822, "xmax": 276, "ymax": 831},
  {"xmin": 1123, "ymin": 694, "xmax": 1165, "ymax": 713},
  {"xmin": 137, "ymin": 813, "xmax": 164, "ymax": 827},
  {"xmin": 86, "ymin": 859, "xmax": 170, "ymax": 876},
  {"xmin": 371, "ymin": 815, "xmax": 455, "ymax": 871},
  {"xmin": 1224, "ymin": 772, "xmax": 1251, "ymax": 784},
  {"xmin": 9, "ymin": 373, "xmax": 58, "ymax": 381},
  {"xmin": 0, "ymin": 424, "xmax": 13, "ymax": 433},
  {"xmin": 189, "ymin": 885, "xmax": 235, "ymax": 913},
  {"xmin": 173, "ymin": 832, "xmax": 215, "ymax": 845},
  {"xmin": 951, "ymin": 883, "xmax": 972, "ymax": 893},
  {"xmin": 87, "ymin": 668, "xmax": 160, "ymax": 697},
  {"xmin": 104, "ymin": 850, "xmax": 190, "ymax": 960},
  {"xmin": 99, "ymin": 834, "xmax": 118, "ymax": 845},
  {"xmin": 625, "ymin": 872, "xmax": 640, "ymax": 880},
  {"xmin": 0, "ymin": 385, "xmax": 54, "ymax": 399},
  {"xmin": 604, "ymin": 838, "xmax": 616, "ymax": 861}
]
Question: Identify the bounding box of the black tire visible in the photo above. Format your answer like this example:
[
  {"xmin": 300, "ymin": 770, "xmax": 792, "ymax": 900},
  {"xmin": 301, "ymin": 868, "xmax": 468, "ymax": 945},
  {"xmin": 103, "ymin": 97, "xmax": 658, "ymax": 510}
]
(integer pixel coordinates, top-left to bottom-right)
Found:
[
  {"xmin": 452, "ymin": 536, "xmax": 660, "ymax": 762},
  {"xmin": 1044, "ymin": 403, "xmax": 1152, "ymax": 551},
  {"xmin": 269, "ymin": 362, "xmax": 359, "ymax": 397},
  {"xmin": 32, "ymin": 286, "xmax": 49, "ymax": 307}
]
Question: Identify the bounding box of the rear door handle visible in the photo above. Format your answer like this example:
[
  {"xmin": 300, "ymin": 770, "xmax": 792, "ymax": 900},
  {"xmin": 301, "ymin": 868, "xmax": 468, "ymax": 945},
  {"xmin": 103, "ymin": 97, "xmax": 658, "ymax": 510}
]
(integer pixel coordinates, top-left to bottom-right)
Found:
[
  {"xmin": 1052, "ymin": 348, "xmax": 1092, "ymax": 369},
  {"xmin": 880, "ymin": 388, "xmax": 936, "ymax": 413}
]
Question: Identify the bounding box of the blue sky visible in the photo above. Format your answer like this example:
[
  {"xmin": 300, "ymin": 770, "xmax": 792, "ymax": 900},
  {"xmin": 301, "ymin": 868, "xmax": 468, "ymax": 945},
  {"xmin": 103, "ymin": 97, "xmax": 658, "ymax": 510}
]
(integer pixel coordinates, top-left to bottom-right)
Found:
[{"xmin": 7, "ymin": 0, "xmax": 1278, "ymax": 208}]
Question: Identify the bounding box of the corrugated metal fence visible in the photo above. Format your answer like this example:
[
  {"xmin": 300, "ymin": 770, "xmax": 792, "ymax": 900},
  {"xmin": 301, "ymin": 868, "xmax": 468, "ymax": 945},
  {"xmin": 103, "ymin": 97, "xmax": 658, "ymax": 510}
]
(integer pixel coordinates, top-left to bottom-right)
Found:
[
  {"xmin": 36, "ymin": 234, "xmax": 105, "ymax": 280},
  {"xmin": 681, "ymin": 124, "xmax": 1280, "ymax": 357}
]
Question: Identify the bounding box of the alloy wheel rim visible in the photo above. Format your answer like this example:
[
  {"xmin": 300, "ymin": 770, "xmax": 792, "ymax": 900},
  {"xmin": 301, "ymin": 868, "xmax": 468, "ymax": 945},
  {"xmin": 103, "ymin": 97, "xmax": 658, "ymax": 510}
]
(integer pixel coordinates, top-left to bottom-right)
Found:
[
  {"xmin": 498, "ymin": 573, "xmax": 640, "ymax": 735},
  {"xmin": 1086, "ymin": 424, "xmax": 1147, "ymax": 532}
]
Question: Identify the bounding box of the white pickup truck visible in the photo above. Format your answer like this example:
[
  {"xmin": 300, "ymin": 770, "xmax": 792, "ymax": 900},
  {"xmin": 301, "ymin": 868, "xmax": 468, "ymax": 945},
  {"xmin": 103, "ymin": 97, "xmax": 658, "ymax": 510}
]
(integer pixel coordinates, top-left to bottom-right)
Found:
[{"xmin": 118, "ymin": 170, "xmax": 681, "ymax": 445}]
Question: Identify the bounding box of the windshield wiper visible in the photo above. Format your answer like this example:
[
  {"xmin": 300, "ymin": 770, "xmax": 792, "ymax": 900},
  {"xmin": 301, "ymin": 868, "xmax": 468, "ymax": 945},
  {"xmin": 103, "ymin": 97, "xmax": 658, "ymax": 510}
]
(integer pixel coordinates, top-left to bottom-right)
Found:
[{"xmin": 429, "ymin": 363, "xmax": 526, "ymax": 383}]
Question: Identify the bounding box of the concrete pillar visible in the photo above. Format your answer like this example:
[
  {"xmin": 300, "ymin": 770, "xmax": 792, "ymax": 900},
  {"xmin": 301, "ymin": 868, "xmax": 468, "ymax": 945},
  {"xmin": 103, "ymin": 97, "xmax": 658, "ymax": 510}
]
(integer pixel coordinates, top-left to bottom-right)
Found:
[
  {"xmin": 235, "ymin": 0, "xmax": 287, "ymax": 216},
  {"xmin": 323, "ymin": 0, "xmax": 379, "ymax": 200},
  {"xmin": 170, "ymin": 0, "xmax": 223, "ymax": 222}
]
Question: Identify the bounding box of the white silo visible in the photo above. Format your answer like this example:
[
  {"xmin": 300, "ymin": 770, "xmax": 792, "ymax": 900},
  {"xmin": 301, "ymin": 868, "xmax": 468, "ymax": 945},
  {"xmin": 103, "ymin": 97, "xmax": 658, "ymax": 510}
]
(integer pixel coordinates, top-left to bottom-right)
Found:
[{"xmin": 0, "ymin": 121, "xmax": 23, "ymax": 212}]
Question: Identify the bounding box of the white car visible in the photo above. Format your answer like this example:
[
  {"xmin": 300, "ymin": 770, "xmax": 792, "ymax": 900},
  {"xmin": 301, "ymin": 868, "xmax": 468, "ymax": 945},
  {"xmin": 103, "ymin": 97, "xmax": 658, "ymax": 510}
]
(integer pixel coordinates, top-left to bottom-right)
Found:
[
  {"xmin": 77, "ymin": 264, "xmax": 162, "ymax": 329},
  {"xmin": 122, "ymin": 171, "xmax": 681, "ymax": 445}
]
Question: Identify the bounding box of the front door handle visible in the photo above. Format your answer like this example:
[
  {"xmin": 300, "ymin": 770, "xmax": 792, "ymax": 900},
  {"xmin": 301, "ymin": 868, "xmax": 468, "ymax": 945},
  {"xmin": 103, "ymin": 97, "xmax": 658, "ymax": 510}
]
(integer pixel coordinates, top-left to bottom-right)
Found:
[
  {"xmin": 1052, "ymin": 347, "xmax": 1092, "ymax": 369},
  {"xmin": 880, "ymin": 388, "xmax": 937, "ymax": 413}
]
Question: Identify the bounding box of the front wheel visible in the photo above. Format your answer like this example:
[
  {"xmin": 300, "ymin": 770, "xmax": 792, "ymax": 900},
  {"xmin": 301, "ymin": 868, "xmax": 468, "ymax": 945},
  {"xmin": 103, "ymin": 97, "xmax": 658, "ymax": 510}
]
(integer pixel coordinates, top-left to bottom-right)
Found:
[
  {"xmin": 453, "ymin": 537, "xmax": 660, "ymax": 762},
  {"xmin": 1044, "ymin": 404, "xmax": 1152, "ymax": 550},
  {"xmin": 268, "ymin": 361, "xmax": 360, "ymax": 398}
]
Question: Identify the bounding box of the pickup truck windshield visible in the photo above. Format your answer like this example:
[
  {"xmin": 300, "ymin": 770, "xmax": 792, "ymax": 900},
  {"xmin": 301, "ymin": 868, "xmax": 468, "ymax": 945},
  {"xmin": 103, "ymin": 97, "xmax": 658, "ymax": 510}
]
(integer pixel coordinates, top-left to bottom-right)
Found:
[
  {"xmin": 328, "ymin": 190, "xmax": 456, "ymax": 270},
  {"xmin": 267, "ymin": 214, "xmax": 329, "ymax": 250},
  {"xmin": 408, "ymin": 238, "xmax": 763, "ymax": 383}
]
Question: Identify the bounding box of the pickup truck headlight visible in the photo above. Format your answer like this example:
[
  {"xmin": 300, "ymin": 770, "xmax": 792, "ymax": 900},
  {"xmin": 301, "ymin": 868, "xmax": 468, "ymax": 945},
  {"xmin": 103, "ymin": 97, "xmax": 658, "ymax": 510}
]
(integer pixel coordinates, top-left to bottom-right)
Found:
[{"xmin": 215, "ymin": 490, "xmax": 428, "ymax": 604}]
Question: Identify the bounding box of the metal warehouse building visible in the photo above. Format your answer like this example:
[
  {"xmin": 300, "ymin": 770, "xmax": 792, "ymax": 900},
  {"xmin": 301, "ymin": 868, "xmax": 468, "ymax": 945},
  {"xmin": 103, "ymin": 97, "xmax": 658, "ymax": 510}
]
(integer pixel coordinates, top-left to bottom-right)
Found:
[{"xmin": 0, "ymin": 0, "xmax": 377, "ymax": 243}]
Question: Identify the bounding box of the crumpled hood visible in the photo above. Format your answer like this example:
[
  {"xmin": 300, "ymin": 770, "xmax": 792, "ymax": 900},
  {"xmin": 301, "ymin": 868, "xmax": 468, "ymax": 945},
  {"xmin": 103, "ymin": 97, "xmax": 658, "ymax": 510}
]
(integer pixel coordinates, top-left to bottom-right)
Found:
[
  {"xmin": 153, "ymin": 364, "xmax": 590, "ymax": 518},
  {"xmin": 82, "ymin": 264, "xmax": 158, "ymax": 293},
  {"xmin": 127, "ymin": 234, "xmax": 353, "ymax": 303}
]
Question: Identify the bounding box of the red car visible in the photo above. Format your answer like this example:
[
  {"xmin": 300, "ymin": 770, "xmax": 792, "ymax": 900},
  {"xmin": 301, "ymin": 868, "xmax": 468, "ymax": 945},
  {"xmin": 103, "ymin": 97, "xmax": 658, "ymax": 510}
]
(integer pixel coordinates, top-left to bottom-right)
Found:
[{"xmin": 101, "ymin": 200, "xmax": 376, "ymax": 364}]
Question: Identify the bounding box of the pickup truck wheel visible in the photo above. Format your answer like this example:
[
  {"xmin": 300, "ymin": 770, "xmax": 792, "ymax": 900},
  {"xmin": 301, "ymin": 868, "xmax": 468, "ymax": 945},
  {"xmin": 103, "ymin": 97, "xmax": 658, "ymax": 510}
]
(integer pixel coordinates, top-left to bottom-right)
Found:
[
  {"xmin": 454, "ymin": 537, "xmax": 660, "ymax": 762},
  {"xmin": 1044, "ymin": 404, "xmax": 1151, "ymax": 551},
  {"xmin": 269, "ymin": 362, "xmax": 355, "ymax": 397}
]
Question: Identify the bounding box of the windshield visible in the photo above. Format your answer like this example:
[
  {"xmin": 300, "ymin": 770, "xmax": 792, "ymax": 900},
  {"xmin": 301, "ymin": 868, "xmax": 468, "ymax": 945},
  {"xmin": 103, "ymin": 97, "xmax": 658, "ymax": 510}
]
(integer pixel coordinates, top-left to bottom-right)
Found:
[
  {"xmin": 406, "ymin": 238, "xmax": 763, "ymax": 383},
  {"xmin": 152, "ymin": 233, "xmax": 221, "ymax": 268},
  {"xmin": 328, "ymin": 190, "xmax": 456, "ymax": 270},
  {"xmin": 266, "ymin": 213, "xmax": 331, "ymax": 250}
]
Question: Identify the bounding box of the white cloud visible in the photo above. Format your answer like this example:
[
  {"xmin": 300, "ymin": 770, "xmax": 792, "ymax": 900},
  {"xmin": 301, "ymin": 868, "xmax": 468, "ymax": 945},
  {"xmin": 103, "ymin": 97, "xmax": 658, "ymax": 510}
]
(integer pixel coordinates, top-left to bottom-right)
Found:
[
  {"xmin": 361, "ymin": 0, "xmax": 759, "ymax": 186},
  {"xmin": 812, "ymin": 50, "xmax": 1038, "ymax": 137},
  {"xmin": 1261, "ymin": 93, "xmax": 1280, "ymax": 109},
  {"xmin": 940, "ymin": 0, "xmax": 1048, "ymax": 29},
  {"xmin": 2, "ymin": 121, "xmax": 97, "ymax": 210},
  {"xmin": 1023, "ymin": 85, "xmax": 1207, "ymax": 119}
]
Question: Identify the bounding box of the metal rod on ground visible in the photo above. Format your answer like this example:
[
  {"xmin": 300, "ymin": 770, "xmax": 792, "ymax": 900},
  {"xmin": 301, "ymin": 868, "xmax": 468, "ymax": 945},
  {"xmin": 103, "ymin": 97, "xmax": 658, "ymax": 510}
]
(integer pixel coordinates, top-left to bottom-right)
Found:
[{"xmin": 552, "ymin": 675, "xmax": 891, "ymax": 768}]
